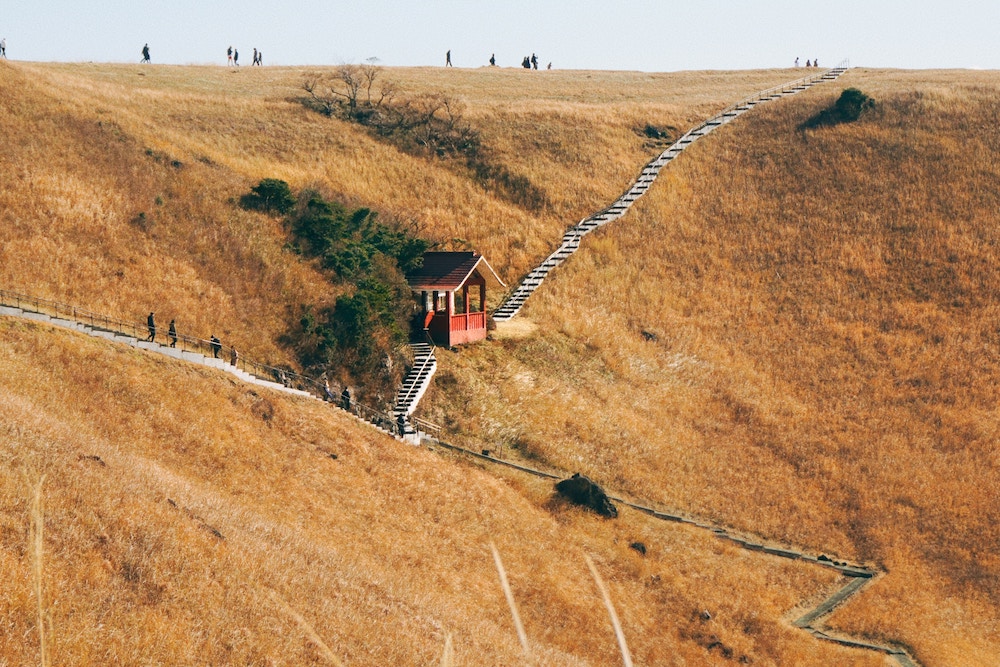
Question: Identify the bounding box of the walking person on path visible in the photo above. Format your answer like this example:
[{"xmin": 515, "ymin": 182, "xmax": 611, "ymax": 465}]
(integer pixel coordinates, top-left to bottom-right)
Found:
[
  {"xmin": 1, "ymin": 38, "xmax": 6, "ymax": 58},
  {"xmin": 233, "ymin": 49, "xmax": 239, "ymax": 66},
  {"xmin": 230, "ymin": 346, "xmax": 239, "ymax": 366},
  {"xmin": 168, "ymin": 319, "xmax": 177, "ymax": 347},
  {"xmin": 141, "ymin": 43, "xmax": 151, "ymax": 63},
  {"xmin": 252, "ymin": 48, "xmax": 258, "ymax": 65},
  {"xmin": 146, "ymin": 312, "xmax": 156, "ymax": 342},
  {"xmin": 340, "ymin": 386, "xmax": 351, "ymax": 411},
  {"xmin": 531, "ymin": 53, "xmax": 538, "ymax": 70},
  {"xmin": 210, "ymin": 335, "xmax": 221, "ymax": 358},
  {"xmin": 445, "ymin": 49, "xmax": 452, "ymax": 66},
  {"xmin": 227, "ymin": 46, "xmax": 233, "ymax": 66}
]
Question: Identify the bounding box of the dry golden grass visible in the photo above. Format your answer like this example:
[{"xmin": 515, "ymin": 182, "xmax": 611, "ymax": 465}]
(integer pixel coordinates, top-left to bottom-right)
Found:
[
  {"xmin": 2, "ymin": 58, "xmax": 990, "ymax": 664},
  {"xmin": 0, "ymin": 318, "xmax": 876, "ymax": 665},
  {"xmin": 425, "ymin": 68, "xmax": 1000, "ymax": 665},
  {"xmin": 0, "ymin": 60, "xmax": 795, "ymax": 361}
]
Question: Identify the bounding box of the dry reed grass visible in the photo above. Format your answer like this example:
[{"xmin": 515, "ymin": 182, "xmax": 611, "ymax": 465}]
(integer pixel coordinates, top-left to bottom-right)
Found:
[
  {"xmin": 0, "ymin": 317, "xmax": 879, "ymax": 665},
  {"xmin": 0, "ymin": 60, "xmax": 795, "ymax": 365},
  {"xmin": 28, "ymin": 475, "xmax": 50, "ymax": 667},
  {"xmin": 1, "ymin": 58, "xmax": 985, "ymax": 663},
  {"xmin": 489, "ymin": 542, "xmax": 530, "ymax": 660},
  {"xmin": 585, "ymin": 553, "xmax": 633, "ymax": 667},
  {"xmin": 426, "ymin": 68, "xmax": 1000, "ymax": 665}
]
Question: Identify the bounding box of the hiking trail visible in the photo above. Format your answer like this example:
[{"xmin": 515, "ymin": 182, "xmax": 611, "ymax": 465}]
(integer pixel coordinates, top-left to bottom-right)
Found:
[{"xmin": 0, "ymin": 62, "xmax": 920, "ymax": 666}]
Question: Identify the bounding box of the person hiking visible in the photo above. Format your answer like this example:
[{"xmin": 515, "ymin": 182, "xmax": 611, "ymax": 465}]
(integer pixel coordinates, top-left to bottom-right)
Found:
[
  {"xmin": 141, "ymin": 43, "xmax": 150, "ymax": 63},
  {"xmin": 340, "ymin": 386, "xmax": 351, "ymax": 411},
  {"xmin": 168, "ymin": 319, "xmax": 177, "ymax": 347},
  {"xmin": 531, "ymin": 53, "xmax": 538, "ymax": 70},
  {"xmin": 146, "ymin": 312, "xmax": 156, "ymax": 341},
  {"xmin": 446, "ymin": 49, "xmax": 452, "ymax": 66},
  {"xmin": 210, "ymin": 335, "xmax": 221, "ymax": 358},
  {"xmin": 252, "ymin": 47, "xmax": 258, "ymax": 65},
  {"xmin": 1, "ymin": 38, "xmax": 6, "ymax": 58},
  {"xmin": 233, "ymin": 49, "xmax": 239, "ymax": 66},
  {"xmin": 227, "ymin": 45, "xmax": 233, "ymax": 66},
  {"xmin": 489, "ymin": 53, "xmax": 495, "ymax": 66},
  {"xmin": 230, "ymin": 347, "xmax": 239, "ymax": 366}
]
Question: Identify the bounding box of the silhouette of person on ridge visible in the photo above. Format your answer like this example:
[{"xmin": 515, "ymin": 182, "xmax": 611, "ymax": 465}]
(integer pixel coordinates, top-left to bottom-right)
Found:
[{"xmin": 141, "ymin": 44, "xmax": 150, "ymax": 63}]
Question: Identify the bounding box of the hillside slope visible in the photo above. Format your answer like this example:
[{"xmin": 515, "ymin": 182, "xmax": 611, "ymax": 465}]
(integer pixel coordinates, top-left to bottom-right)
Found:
[
  {"xmin": 3, "ymin": 60, "xmax": 993, "ymax": 665},
  {"xmin": 427, "ymin": 69, "xmax": 1000, "ymax": 665},
  {"xmin": 0, "ymin": 60, "xmax": 878, "ymax": 665},
  {"xmin": 0, "ymin": 317, "xmax": 879, "ymax": 665}
]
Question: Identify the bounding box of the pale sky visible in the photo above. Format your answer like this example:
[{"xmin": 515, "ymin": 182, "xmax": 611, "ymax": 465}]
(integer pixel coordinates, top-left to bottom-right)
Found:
[{"xmin": 2, "ymin": 0, "xmax": 998, "ymax": 71}]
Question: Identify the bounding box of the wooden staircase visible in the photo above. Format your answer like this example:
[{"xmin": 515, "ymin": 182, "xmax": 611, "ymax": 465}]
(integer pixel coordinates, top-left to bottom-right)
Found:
[
  {"xmin": 493, "ymin": 64, "xmax": 848, "ymax": 322},
  {"xmin": 392, "ymin": 342, "xmax": 437, "ymax": 442}
]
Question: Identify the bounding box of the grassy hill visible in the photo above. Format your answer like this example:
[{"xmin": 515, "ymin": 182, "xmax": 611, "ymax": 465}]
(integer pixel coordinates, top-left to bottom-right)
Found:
[{"xmin": 1, "ymin": 59, "xmax": 997, "ymax": 664}]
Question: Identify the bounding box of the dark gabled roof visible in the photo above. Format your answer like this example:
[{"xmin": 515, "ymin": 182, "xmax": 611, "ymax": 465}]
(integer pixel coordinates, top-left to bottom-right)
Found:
[{"xmin": 406, "ymin": 252, "xmax": 505, "ymax": 291}]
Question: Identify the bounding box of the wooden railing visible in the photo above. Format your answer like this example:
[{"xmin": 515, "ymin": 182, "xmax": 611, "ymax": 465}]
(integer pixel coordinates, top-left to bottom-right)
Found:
[{"xmin": 450, "ymin": 311, "xmax": 485, "ymax": 332}]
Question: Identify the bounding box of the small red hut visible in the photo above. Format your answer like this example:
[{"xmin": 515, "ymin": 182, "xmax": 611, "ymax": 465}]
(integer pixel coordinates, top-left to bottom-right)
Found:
[{"xmin": 407, "ymin": 251, "xmax": 505, "ymax": 347}]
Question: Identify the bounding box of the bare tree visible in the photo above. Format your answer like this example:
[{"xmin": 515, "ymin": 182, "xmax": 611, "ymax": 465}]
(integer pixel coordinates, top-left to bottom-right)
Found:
[{"xmin": 302, "ymin": 65, "xmax": 479, "ymax": 159}]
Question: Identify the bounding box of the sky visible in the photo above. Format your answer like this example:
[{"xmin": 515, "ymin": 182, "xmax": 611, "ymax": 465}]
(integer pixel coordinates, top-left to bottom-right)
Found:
[{"xmin": 2, "ymin": 0, "xmax": 999, "ymax": 71}]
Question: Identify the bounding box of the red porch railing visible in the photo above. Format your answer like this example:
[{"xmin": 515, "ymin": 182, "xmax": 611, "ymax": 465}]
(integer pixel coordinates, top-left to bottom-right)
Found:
[{"xmin": 450, "ymin": 311, "xmax": 486, "ymax": 332}]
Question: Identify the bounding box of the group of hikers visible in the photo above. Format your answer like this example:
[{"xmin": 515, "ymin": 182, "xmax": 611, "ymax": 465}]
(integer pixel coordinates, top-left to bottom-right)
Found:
[
  {"xmin": 795, "ymin": 57, "xmax": 820, "ymax": 68},
  {"xmin": 227, "ymin": 46, "xmax": 263, "ymax": 66},
  {"xmin": 449, "ymin": 50, "xmax": 551, "ymax": 70},
  {"xmin": 142, "ymin": 311, "xmax": 405, "ymax": 430},
  {"xmin": 138, "ymin": 43, "xmax": 266, "ymax": 65},
  {"xmin": 144, "ymin": 312, "xmax": 236, "ymax": 366}
]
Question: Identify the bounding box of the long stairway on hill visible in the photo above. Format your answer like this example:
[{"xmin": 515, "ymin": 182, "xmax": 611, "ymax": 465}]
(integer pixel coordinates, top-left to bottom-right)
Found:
[{"xmin": 492, "ymin": 63, "xmax": 848, "ymax": 322}]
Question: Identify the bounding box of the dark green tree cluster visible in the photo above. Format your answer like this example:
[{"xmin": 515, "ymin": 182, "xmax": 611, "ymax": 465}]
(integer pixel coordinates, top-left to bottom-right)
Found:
[
  {"xmin": 243, "ymin": 179, "xmax": 429, "ymax": 390},
  {"xmin": 803, "ymin": 88, "xmax": 876, "ymax": 128}
]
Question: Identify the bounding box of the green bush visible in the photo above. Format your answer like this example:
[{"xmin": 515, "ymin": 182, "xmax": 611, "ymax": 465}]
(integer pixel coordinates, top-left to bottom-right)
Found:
[
  {"xmin": 835, "ymin": 88, "xmax": 876, "ymax": 122},
  {"xmin": 240, "ymin": 178, "xmax": 296, "ymax": 214},
  {"xmin": 803, "ymin": 88, "xmax": 875, "ymax": 128},
  {"xmin": 245, "ymin": 181, "xmax": 430, "ymax": 391}
]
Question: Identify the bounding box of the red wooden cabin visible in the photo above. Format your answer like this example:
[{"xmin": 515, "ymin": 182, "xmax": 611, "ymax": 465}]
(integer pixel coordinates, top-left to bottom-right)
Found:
[{"xmin": 407, "ymin": 252, "xmax": 505, "ymax": 347}]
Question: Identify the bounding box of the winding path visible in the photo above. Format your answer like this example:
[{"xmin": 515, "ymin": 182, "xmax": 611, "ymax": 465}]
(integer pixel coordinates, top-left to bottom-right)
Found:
[
  {"xmin": 488, "ymin": 63, "xmax": 918, "ymax": 665},
  {"xmin": 0, "ymin": 294, "xmax": 918, "ymax": 665},
  {"xmin": 0, "ymin": 64, "xmax": 922, "ymax": 666}
]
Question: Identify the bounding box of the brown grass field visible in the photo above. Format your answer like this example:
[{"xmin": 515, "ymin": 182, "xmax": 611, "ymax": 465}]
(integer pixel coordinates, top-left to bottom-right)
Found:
[{"xmin": 0, "ymin": 59, "xmax": 997, "ymax": 664}]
